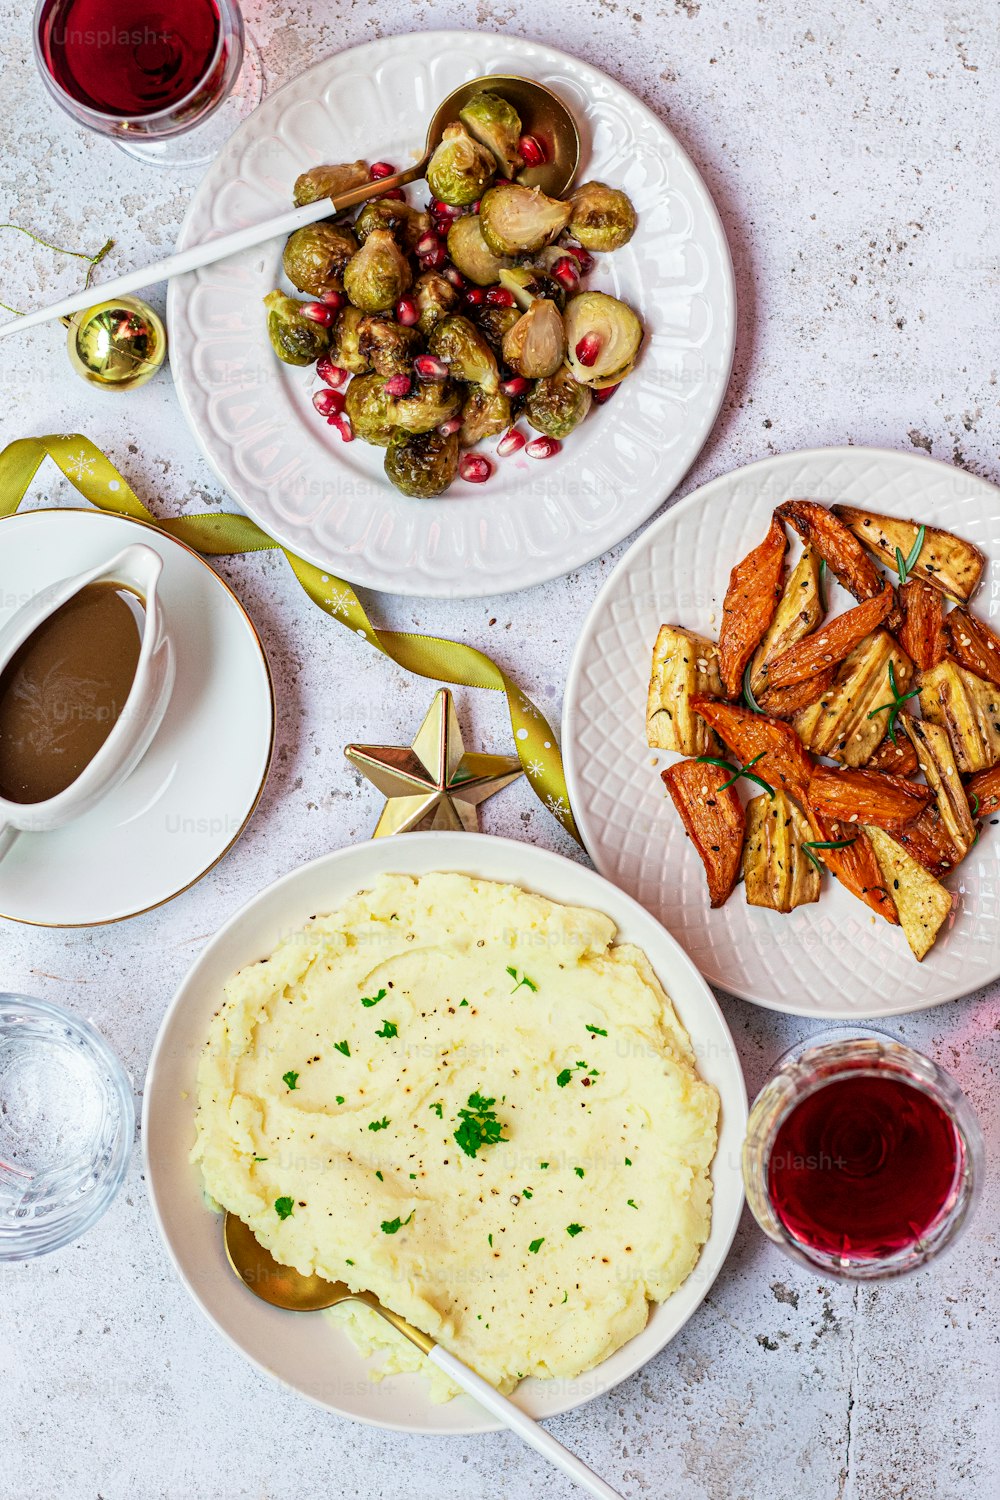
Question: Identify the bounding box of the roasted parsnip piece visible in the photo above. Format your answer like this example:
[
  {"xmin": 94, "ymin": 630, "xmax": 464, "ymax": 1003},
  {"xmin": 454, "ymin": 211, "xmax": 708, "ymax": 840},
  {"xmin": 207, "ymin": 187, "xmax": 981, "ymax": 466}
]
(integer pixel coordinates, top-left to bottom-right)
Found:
[
  {"xmin": 898, "ymin": 577, "xmax": 947, "ymax": 672},
  {"xmin": 765, "ymin": 585, "xmax": 894, "ymax": 690},
  {"xmin": 646, "ymin": 626, "xmax": 724, "ymax": 754},
  {"xmin": 966, "ymin": 764, "xmax": 1000, "ymax": 817},
  {"xmin": 903, "ymin": 718, "xmax": 977, "ymax": 860},
  {"xmin": 833, "ymin": 505, "xmax": 985, "ymax": 604},
  {"xmin": 807, "ymin": 766, "xmax": 933, "ymax": 833},
  {"xmin": 945, "ymin": 608, "xmax": 1000, "ymax": 688},
  {"xmin": 718, "ymin": 517, "xmax": 787, "ymax": 698},
  {"xmin": 775, "ymin": 500, "xmax": 885, "ymax": 602},
  {"xmin": 896, "ymin": 806, "xmax": 960, "ymax": 878},
  {"xmin": 919, "ymin": 658, "xmax": 1000, "ymax": 773},
  {"xmin": 865, "ymin": 825, "xmax": 955, "ymax": 960},
  {"xmin": 661, "ymin": 759, "xmax": 745, "ymax": 908},
  {"xmin": 865, "ymin": 733, "xmax": 919, "ymax": 777},
  {"xmin": 795, "ymin": 631, "xmax": 914, "ymax": 767},
  {"xmin": 748, "ymin": 547, "xmax": 825, "ymax": 696},
  {"xmin": 692, "ymin": 695, "xmax": 814, "ymax": 804},
  {"xmin": 743, "ymin": 791, "xmax": 820, "ymax": 913},
  {"xmin": 803, "ymin": 809, "xmax": 897, "ymax": 923}
]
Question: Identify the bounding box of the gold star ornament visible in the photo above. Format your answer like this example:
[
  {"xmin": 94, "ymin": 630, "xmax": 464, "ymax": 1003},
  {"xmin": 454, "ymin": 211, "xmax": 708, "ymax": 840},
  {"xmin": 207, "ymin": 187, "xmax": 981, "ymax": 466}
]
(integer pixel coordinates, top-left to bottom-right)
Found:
[{"xmin": 345, "ymin": 688, "xmax": 523, "ymax": 837}]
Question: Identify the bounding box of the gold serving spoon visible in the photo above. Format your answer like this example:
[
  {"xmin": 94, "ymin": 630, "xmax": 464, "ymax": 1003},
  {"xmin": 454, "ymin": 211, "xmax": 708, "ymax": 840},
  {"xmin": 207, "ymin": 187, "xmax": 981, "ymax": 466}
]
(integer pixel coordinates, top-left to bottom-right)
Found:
[
  {"xmin": 225, "ymin": 1213, "xmax": 624, "ymax": 1500},
  {"xmin": 0, "ymin": 76, "xmax": 580, "ymax": 341}
]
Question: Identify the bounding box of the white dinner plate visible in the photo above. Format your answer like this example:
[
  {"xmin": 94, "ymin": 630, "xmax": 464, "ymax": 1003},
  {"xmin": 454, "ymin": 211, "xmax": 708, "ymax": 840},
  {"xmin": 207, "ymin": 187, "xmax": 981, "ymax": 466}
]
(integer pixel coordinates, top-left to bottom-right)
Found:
[
  {"xmin": 168, "ymin": 31, "xmax": 735, "ymax": 598},
  {"xmin": 143, "ymin": 832, "xmax": 746, "ymax": 1433},
  {"xmin": 564, "ymin": 446, "xmax": 1000, "ymax": 1018},
  {"xmin": 0, "ymin": 509, "xmax": 273, "ymax": 926}
]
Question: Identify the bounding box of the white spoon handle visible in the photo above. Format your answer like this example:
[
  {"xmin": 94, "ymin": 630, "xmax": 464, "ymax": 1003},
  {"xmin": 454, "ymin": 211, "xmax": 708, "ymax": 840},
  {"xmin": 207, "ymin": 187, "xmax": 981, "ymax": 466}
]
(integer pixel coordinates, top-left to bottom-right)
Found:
[
  {"xmin": 427, "ymin": 1345, "xmax": 626, "ymax": 1500},
  {"xmin": 0, "ymin": 164, "xmax": 425, "ymax": 340}
]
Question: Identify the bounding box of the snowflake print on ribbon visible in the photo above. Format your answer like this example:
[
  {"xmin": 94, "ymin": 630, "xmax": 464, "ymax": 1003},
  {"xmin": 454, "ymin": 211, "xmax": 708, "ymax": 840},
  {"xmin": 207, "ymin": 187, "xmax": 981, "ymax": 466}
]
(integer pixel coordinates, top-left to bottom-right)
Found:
[{"xmin": 63, "ymin": 448, "xmax": 97, "ymax": 482}]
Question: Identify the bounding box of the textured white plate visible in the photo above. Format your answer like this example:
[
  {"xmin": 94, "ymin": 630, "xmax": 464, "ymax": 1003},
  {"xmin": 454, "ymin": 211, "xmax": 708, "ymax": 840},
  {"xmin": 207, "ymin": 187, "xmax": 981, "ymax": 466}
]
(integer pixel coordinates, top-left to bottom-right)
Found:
[
  {"xmin": 144, "ymin": 833, "xmax": 746, "ymax": 1433},
  {"xmin": 564, "ymin": 446, "xmax": 1000, "ymax": 1018},
  {"xmin": 0, "ymin": 510, "xmax": 273, "ymax": 926},
  {"xmin": 168, "ymin": 31, "xmax": 735, "ymax": 598}
]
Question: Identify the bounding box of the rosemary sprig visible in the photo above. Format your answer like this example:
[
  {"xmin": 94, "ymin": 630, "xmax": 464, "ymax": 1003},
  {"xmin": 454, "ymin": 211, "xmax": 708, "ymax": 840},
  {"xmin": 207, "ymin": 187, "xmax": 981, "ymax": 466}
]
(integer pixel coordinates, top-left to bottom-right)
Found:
[
  {"xmin": 742, "ymin": 662, "xmax": 764, "ymax": 714},
  {"xmin": 867, "ymin": 660, "xmax": 920, "ymax": 744},
  {"xmin": 696, "ymin": 750, "xmax": 775, "ymax": 799},
  {"xmin": 801, "ymin": 836, "xmax": 858, "ymax": 873},
  {"xmin": 895, "ymin": 525, "xmax": 926, "ymax": 585},
  {"xmin": 0, "ymin": 224, "xmax": 114, "ymax": 315}
]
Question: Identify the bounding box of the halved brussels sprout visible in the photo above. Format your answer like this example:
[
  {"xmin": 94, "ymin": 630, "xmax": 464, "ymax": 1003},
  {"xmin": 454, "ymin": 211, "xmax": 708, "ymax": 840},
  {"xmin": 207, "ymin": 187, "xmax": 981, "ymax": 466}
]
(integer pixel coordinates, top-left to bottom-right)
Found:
[
  {"xmin": 426, "ymin": 123, "xmax": 496, "ymax": 207},
  {"xmin": 429, "ymin": 315, "xmax": 500, "ymax": 392},
  {"xmin": 525, "ymin": 366, "xmax": 592, "ymax": 439},
  {"xmin": 263, "ymin": 291, "xmax": 331, "ymax": 366},
  {"xmin": 282, "ymin": 223, "xmax": 358, "ymax": 297},
  {"xmin": 343, "ymin": 229, "xmax": 412, "ymax": 312},
  {"xmin": 458, "ymin": 91, "xmax": 523, "ymax": 178},
  {"xmin": 292, "ymin": 160, "xmax": 369, "ymax": 209},
  {"xmin": 475, "ymin": 304, "xmax": 522, "ymax": 354},
  {"xmin": 385, "ymin": 378, "xmax": 462, "ymax": 434},
  {"xmin": 459, "ymin": 386, "xmax": 511, "ymax": 446},
  {"xmin": 344, "ymin": 374, "xmax": 398, "ymax": 447},
  {"xmin": 501, "ymin": 298, "xmax": 565, "ymax": 379},
  {"xmin": 563, "ymin": 291, "xmax": 643, "ymax": 385},
  {"xmin": 328, "ymin": 305, "xmax": 370, "ymax": 375},
  {"xmin": 446, "ymin": 215, "xmax": 511, "ymax": 286},
  {"xmin": 567, "ymin": 180, "xmax": 637, "ymax": 252},
  {"xmin": 412, "ymin": 270, "xmax": 460, "ymax": 336},
  {"xmin": 356, "ymin": 315, "xmax": 421, "ymax": 378},
  {"xmin": 384, "ymin": 430, "xmax": 460, "ymax": 498},
  {"xmin": 499, "ymin": 265, "xmax": 566, "ymax": 312},
  {"xmin": 479, "ymin": 183, "xmax": 572, "ymax": 255},
  {"xmin": 354, "ymin": 198, "xmax": 431, "ymax": 252}
]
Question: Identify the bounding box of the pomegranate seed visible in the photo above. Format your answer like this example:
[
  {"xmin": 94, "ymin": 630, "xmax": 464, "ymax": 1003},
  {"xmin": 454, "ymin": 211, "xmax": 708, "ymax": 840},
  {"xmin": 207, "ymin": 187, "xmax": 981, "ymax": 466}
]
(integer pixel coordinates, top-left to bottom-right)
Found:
[
  {"xmin": 369, "ymin": 161, "xmax": 395, "ymax": 179},
  {"xmin": 380, "ymin": 186, "xmax": 406, "ymax": 201},
  {"xmin": 565, "ymin": 244, "xmax": 594, "ymax": 274},
  {"xmin": 438, "ymin": 415, "xmax": 463, "ymax": 436},
  {"xmin": 525, "ymin": 435, "xmax": 561, "ymax": 459},
  {"xmin": 459, "ymin": 453, "xmax": 493, "ymax": 483},
  {"xmin": 485, "ymin": 287, "xmax": 515, "ymax": 307},
  {"xmin": 471, "ymin": 199, "xmax": 481, "ymax": 214},
  {"xmin": 552, "ymin": 256, "xmax": 581, "ymax": 291},
  {"xmin": 465, "ymin": 287, "xmax": 486, "ymax": 306},
  {"xmin": 424, "ymin": 244, "xmax": 448, "ymax": 268},
  {"xmin": 316, "ymin": 357, "xmax": 349, "ymax": 389},
  {"xmin": 499, "ymin": 375, "xmax": 530, "ymax": 398},
  {"xmin": 384, "ymin": 374, "xmax": 412, "ymax": 397},
  {"xmin": 415, "ymin": 232, "xmax": 441, "ymax": 257},
  {"xmin": 443, "ymin": 265, "xmax": 466, "ymax": 290},
  {"xmin": 575, "ymin": 333, "xmax": 602, "ymax": 367},
  {"xmin": 312, "ymin": 388, "xmax": 345, "ymax": 417},
  {"xmin": 431, "ymin": 216, "xmax": 453, "ymax": 237},
  {"xmin": 519, "ymin": 134, "xmax": 547, "ymax": 167},
  {"xmin": 496, "ymin": 427, "xmax": 526, "ymax": 457},
  {"xmin": 329, "ymin": 412, "xmax": 354, "ymax": 441},
  {"xmin": 320, "ymin": 289, "xmax": 344, "ymax": 310},
  {"xmin": 414, "ymin": 353, "xmax": 450, "ymax": 382},
  {"xmin": 395, "ymin": 297, "xmax": 419, "ymax": 326},
  {"xmin": 301, "ymin": 301, "xmax": 335, "ymax": 326},
  {"xmin": 592, "ymin": 383, "xmax": 620, "ymax": 405},
  {"xmin": 433, "ymin": 200, "xmax": 462, "ymax": 218}
]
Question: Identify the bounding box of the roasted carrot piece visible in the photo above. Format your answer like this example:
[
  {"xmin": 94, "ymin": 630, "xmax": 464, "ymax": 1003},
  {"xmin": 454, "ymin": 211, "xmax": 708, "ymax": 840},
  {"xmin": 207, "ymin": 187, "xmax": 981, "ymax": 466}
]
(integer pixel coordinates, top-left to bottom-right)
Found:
[
  {"xmin": 661, "ymin": 759, "xmax": 745, "ymax": 908},
  {"xmin": 803, "ymin": 808, "xmax": 898, "ymax": 923},
  {"xmin": 895, "ymin": 806, "xmax": 960, "ymax": 879},
  {"xmin": 806, "ymin": 766, "xmax": 933, "ymax": 833},
  {"xmin": 692, "ymin": 695, "xmax": 815, "ymax": 805},
  {"xmin": 945, "ymin": 608, "xmax": 1000, "ymax": 688},
  {"xmin": 775, "ymin": 500, "xmax": 885, "ymax": 603},
  {"xmin": 898, "ymin": 577, "xmax": 946, "ymax": 672},
  {"xmin": 965, "ymin": 764, "xmax": 1000, "ymax": 817},
  {"xmin": 865, "ymin": 733, "xmax": 920, "ymax": 777},
  {"xmin": 764, "ymin": 585, "xmax": 894, "ymax": 690},
  {"xmin": 717, "ymin": 516, "xmax": 788, "ymax": 698},
  {"xmin": 757, "ymin": 669, "xmax": 837, "ymax": 719}
]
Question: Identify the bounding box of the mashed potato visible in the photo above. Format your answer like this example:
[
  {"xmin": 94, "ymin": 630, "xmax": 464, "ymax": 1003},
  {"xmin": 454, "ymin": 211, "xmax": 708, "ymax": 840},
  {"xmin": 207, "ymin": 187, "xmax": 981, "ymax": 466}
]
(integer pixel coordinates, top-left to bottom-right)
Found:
[{"xmin": 192, "ymin": 872, "xmax": 719, "ymax": 1396}]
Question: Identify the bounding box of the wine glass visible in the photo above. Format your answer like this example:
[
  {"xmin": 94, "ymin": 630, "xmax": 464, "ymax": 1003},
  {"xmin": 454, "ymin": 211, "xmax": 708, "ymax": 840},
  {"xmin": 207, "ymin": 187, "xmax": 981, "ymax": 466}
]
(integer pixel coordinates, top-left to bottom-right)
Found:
[
  {"xmin": 743, "ymin": 1027, "xmax": 983, "ymax": 1280},
  {"xmin": 33, "ymin": 0, "xmax": 264, "ymax": 168}
]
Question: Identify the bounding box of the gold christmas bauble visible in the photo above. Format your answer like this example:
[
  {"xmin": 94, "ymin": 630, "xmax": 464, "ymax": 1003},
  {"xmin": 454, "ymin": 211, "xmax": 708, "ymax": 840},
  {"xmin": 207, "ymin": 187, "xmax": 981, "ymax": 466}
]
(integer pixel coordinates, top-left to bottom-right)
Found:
[{"xmin": 65, "ymin": 295, "xmax": 166, "ymax": 391}]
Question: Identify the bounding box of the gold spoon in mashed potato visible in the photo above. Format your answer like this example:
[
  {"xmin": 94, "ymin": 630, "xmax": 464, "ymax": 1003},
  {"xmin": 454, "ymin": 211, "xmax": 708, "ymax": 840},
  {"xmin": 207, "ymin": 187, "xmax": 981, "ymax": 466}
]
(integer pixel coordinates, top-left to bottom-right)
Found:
[{"xmin": 225, "ymin": 1212, "xmax": 624, "ymax": 1499}]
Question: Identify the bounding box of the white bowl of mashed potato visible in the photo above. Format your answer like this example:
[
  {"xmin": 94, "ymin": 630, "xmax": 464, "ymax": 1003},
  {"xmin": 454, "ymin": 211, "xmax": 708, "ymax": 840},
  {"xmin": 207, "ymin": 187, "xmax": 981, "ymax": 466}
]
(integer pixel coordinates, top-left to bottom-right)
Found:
[{"xmin": 145, "ymin": 833, "xmax": 746, "ymax": 1434}]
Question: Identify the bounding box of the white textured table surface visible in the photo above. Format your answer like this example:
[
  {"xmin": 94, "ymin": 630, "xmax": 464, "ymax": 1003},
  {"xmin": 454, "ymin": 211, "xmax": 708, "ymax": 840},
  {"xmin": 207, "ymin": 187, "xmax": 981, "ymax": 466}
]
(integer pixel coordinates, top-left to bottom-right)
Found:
[{"xmin": 1, "ymin": 3, "xmax": 997, "ymax": 1497}]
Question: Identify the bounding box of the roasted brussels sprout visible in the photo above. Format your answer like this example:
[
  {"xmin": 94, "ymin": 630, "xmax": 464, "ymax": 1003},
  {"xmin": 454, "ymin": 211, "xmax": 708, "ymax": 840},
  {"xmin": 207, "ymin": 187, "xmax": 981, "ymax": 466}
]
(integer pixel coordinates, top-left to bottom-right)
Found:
[
  {"xmin": 385, "ymin": 378, "xmax": 462, "ymax": 434},
  {"xmin": 412, "ymin": 270, "xmax": 460, "ymax": 336},
  {"xmin": 525, "ymin": 366, "xmax": 592, "ymax": 439},
  {"xmin": 459, "ymin": 386, "xmax": 511, "ymax": 445},
  {"xmin": 282, "ymin": 223, "xmax": 358, "ymax": 297},
  {"xmin": 501, "ymin": 298, "xmax": 565, "ymax": 379},
  {"xmin": 263, "ymin": 291, "xmax": 331, "ymax": 366},
  {"xmin": 564, "ymin": 291, "xmax": 643, "ymax": 386},
  {"xmin": 475, "ymin": 303, "xmax": 522, "ymax": 354},
  {"xmin": 384, "ymin": 429, "xmax": 460, "ymax": 498},
  {"xmin": 342, "ymin": 229, "xmax": 412, "ymax": 312},
  {"xmin": 479, "ymin": 183, "xmax": 572, "ymax": 256},
  {"xmin": 354, "ymin": 198, "xmax": 431, "ymax": 252},
  {"xmin": 567, "ymin": 180, "xmax": 637, "ymax": 252},
  {"xmin": 446, "ymin": 215, "xmax": 511, "ymax": 286},
  {"xmin": 328, "ymin": 304, "xmax": 370, "ymax": 375},
  {"xmin": 344, "ymin": 374, "xmax": 398, "ymax": 447},
  {"xmin": 458, "ymin": 91, "xmax": 523, "ymax": 178},
  {"xmin": 429, "ymin": 315, "xmax": 500, "ymax": 392},
  {"xmin": 292, "ymin": 160, "xmax": 369, "ymax": 209},
  {"xmin": 426, "ymin": 123, "xmax": 496, "ymax": 207},
  {"xmin": 499, "ymin": 265, "xmax": 566, "ymax": 312},
  {"xmin": 357, "ymin": 315, "xmax": 421, "ymax": 377}
]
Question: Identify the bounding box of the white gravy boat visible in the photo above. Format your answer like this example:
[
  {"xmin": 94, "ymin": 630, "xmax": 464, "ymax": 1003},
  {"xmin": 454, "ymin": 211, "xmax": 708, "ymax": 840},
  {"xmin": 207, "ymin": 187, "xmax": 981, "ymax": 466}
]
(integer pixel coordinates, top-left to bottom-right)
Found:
[{"xmin": 0, "ymin": 544, "xmax": 175, "ymax": 862}]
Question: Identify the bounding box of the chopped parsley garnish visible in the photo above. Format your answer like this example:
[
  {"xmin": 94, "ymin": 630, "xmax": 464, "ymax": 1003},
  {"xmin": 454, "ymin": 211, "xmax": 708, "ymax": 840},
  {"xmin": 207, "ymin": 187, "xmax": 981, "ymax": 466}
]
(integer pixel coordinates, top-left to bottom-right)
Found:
[
  {"xmin": 459, "ymin": 998, "xmax": 469, "ymax": 1007},
  {"xmin": 430, "ymin": 1101, "xmax": 443, "ymax": 1118},
  {"xmin": 627, "ymin": 1198, "xmax": 638, "ymax": 1210},
  {"xmin": 566, "ymin": 1223, "xmax": 584, "ymax": 1237},
  {"xmin": 454, "ymin": 1091, "xmax": 508, "ymax": 1159},
  {"xmin": 274, "ymin": 1197, "xmax": 294, "ymax": 1220},
  {"xmin": 528, "ymin": 1237, "xmax": 545, "ymax": 1254},
  {"xmin": 369, "ymin": 1117, "xmax": 390, "ymax": 1132},
  {"xmin": 506, "ymin": 966, "xmax": 538, "ymax": 994},
  {"xmin": 574, "ymin": 1167, "xmax": 585, "ymax": 1178},
  {"xmin": 336, "ymin": 1095, "xmax": 345, "ymax": 1105},
  {"xmin": 561, "ymin": 1291, "xmax": 568, "ymax": 1304},
  {"xmin": 557, "ymin": 1060, "xmax": 598, "ymax": 1087},
  {"xmin": 375, "ymin": 1170, "xmax": 383, "ymax": 1181},
  {"xmin": 585, "ymin": 1024, "xmax": 607, "ymax": 1037},
  {"xmin": 523, "ymin": 1188, "xmax": 533, "ymax": 1199},
  {"xmin": 282, "ymin": 1070, "xmax": 299, "ymax": 1090},
  {"xmin": 346, "ymin": 1259, "xmax": 354, "ymax": 1266},
  {"xmin": 625, "ymin": 1157, "xmax": 632, "ymax": 1166},
  {"xmin": 488, "ymin": 1234, "xmax": 493, "ymax": 1248},
  {"xmin": 252, "ymin": 1155, "xmax": 268, "ymax": 1162},
  {"xmin": 375, "ymin": 1019, "xmax": 398, "ymax": 1039},
  {"xmin": 380, "ymin": 1212, "xmax": 414, "ymax": 1235},
  {"xmin": 361, "ymin": 988, "xmax": 387, "ymax": 1008},
  {"xmin": 540, "ymin": 1161, "xmax": 549, "ymax": 1169},
  {"xmin": 333, "ymin": 1040, "xmax": 351, "ymax": 1057},
  {"xmin": 556, "ymin": 1068, "xmax": 573, "ymax": 1088}
]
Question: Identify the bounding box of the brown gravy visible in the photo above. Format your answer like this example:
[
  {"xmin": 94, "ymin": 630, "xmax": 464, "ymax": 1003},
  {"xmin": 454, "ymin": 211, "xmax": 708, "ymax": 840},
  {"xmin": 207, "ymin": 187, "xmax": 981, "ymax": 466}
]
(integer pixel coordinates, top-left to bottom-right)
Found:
[{"xmin": 0, "ymin": 582, "xmax": 144, "ymax": 804}]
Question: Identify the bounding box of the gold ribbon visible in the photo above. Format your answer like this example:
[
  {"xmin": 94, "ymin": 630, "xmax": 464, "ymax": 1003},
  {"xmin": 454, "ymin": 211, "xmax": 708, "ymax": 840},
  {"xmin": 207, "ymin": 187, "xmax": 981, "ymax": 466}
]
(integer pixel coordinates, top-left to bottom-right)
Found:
[{"xmin": 0, "ymin": 435, "xmax": 580, "ymax": 842}]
